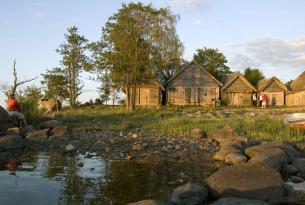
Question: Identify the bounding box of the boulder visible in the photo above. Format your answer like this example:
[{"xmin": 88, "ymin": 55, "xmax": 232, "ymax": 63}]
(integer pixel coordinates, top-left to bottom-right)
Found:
[
  {"xmin": 170, "ymin": 182, "xmax": 209, "ymax": 205},
  {"xmin": 214, "ymin": 140, "xmax": 247, "ymax": 164},
  {"xmin": 224, "ymin": 152, "xmax": 248, "ymax": 165},
  {"xmin": 0, "ymin": 135, "xmax": 26, "ymax": 150},
  {"xmin": 0, "ymin": 105, "xmax": 15, "ymax": 132},
  {"xmin": 64, "ymin": 144, "xmax": 77, "ymax": 155},
  {"xmin": 295, "ymin": 143, "xmax": 305, "ymax": 152},
  {"xmin": 299, "ymin": 169, "xmax": 305, "ymax": 180},
  {"xmin": 7, "ymin": 126, "xmax": 35, "ymax": 136},
  {"xmin": 292, "ymin": 158, "xmax": 305, "ymax": 171},
  {"xmin": 282, "ymin": 164, "xmax": 300, "ymax": 175},
  {"xmin": 289, "ymin": 176, "xmax": 304, "ymax": 184},
  {"xmin": 248, "ymin": 148, "xmax": 289, "ymax": 171},
  {"xmin": 245, "ymin": 142, "xmax": 300, "ymax": 162},
  {"xmin": 207, "ymin": 126, "xmax": 248, "ymax": 143},
  {"xmin": 41, "ymin": 120, "xmax": 61, "ymax": 129},
  {"xmin": 50, "ymin": 126, "xmax": 70, "ymax": 138},
  {"xmin": 207, "ymin": 162, "xmax": 284, "ymax": 204},
  {"xmin": 210, "ymin": 197, "xmax": 269, "ymax": 205},
  {"xmin": 190, "ymin": 129, "xmax": 205, "ymax": 140},
  {"xmin": 127, "ymin": 200, "xmax": 166, "ymax": 205},
  {"xmin": 286, "ymin": 190, "xmax": 305, "ymax": 205},
  {"xmin": 26, "ymin": 129, "xmax": 49, "ymax": 140}
]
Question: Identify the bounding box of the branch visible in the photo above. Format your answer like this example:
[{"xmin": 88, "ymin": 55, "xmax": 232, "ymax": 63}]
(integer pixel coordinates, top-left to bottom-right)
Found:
[{"xmin": 15, "ymin": 77, "xmax": 38, "ymax": 87}]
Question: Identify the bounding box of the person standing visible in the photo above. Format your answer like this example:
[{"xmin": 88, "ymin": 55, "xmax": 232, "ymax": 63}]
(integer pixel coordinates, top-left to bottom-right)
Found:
[
  {"xmin": 259, "ymin": 94, "xmax": 263, "ymax": 107},
  {"xmin": 262, "ymin": 94, "xmax": 267, "ymax": 109},
  {"xmin": 252, "ymin": 93, "xmax": 257, "ymax": 106}
]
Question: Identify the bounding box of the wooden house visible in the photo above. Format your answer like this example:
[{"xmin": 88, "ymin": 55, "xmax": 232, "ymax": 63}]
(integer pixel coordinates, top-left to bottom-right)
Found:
[
  {"xmin": 135, "ymin": 79, "xmax": 164, "ymax": 106},
  {"xmin": 286, "ymin": 71, "xmax": 305, "ymax": 107},
  {"xmin": 221, "ymin": 72, "xmax": 257, "ymax": 106},
  {"xmin": 257, "ymin": 77, "xmax": 288, "ymax": 106},
  {"xmin": 166, "ymin": 61, "xmax": 222, "ymax": 106}
]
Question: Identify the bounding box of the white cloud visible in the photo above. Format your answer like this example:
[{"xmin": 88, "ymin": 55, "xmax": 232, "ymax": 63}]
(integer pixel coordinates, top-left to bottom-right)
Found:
[
  {"xmin": 168, "ymin": 0, "xmax": 209, "ymax": 11},
  {"xmin": 229, "ymin": 37, "xmax": 305, "ymax": 70},
  {"xmin": 192, "ymin": 19, "xmax": 203, "ymax": 26}
]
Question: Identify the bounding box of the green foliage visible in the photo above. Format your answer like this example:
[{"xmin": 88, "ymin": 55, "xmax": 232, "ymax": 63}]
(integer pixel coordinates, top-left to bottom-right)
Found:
[
  {"xmin": 193, "ymin": 47, "xmax": 231, "ymax": 82},
  {"xmin": 96, "ymin": 2, "xmax": 183, "ymax": 110},
  {"xmin": 41, "ymin": 67, "xmax": 69, "ymax": 101},
  {"xmin": 16, "ymin": 85, "xmax": 45, "ymax": 125},
  {"xmin": 56, "ymin": 26, "xmax": 90, "ymax": 108},
  {"xmin": 243, "ymin": 67, "xmax": 265, "ymax": 87}
]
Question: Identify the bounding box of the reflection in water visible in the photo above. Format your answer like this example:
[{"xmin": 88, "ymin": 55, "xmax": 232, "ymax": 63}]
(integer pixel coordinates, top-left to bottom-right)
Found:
[{"xmin": 0, "ymin": 152, "xmax": 220, "ymax": 205}]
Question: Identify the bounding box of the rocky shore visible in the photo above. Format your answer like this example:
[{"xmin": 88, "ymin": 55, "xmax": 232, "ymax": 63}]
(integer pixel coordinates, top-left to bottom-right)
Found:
[{"xmin": 1, "ymin": 116, "xmax": 305, "ymax": 204}]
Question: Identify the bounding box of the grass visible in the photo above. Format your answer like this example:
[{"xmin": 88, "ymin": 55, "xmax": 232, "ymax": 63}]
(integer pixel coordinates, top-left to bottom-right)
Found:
[{"xmin": 58, "ymin": 105, "xmax": 305, "ymax": 143}]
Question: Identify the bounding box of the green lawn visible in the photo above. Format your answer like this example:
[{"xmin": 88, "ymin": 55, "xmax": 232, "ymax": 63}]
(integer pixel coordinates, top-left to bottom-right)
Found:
[{"xmin": 58, "ymin": 105, "xmax": 305, "ymax": 143}]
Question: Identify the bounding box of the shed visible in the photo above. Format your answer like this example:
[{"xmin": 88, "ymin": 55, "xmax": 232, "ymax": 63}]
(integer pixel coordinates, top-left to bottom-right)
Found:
[
  {"xmin": 286, "ymin": 71, "xmax": 305, "ymax": 107},
  {"xmin": 135, "ymin": 79, "xmax": 164, "ymax": 106},
  {"xmin": 165, "ymin": 61, "xmax": 222, "ymax": 106},
  {"xmin": 221, "ymin": 72, "xmax": 257, "ymax": 106},
  {"xmin": 257, "ymin": 77, "xmax": 288, "ymax": 106}
]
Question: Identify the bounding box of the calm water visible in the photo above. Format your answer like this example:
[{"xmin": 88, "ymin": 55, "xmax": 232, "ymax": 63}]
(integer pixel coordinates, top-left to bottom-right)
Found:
[{"xmin": 0, "ymin": 152, "xmax": 220, "ymax": 205}]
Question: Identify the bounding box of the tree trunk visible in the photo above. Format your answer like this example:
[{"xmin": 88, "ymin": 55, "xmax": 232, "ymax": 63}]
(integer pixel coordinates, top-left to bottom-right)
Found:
[
  {"xmin": 125, "ymin": 87, "xmax": 130, "ymax": 111},
  {"xmin": 131, "ymin": 85, "xmax": 136, "ymax": 111}
]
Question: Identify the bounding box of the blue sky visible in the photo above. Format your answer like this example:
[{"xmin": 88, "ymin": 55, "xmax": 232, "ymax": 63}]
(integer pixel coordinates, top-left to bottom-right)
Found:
[{"xmin": 1, "ymin": 0, "xmax": 305, "ymax": 106}]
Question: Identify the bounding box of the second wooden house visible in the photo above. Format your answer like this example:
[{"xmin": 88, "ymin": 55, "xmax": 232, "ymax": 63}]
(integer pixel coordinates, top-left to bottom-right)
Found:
[
  {"xmin": 257, "ymin": 77, "xmax": 288, "ymax": 106},
  {"xmin": 221, "ymin": 72, "xmax": 257, "ymax": 106},
  {"xmin": 166, "ymin": 61, "xmax": 222, "ymax": 106},
  {"xmin": 286, "ymin": 71, "xmax": 305, "ymax": 107}
]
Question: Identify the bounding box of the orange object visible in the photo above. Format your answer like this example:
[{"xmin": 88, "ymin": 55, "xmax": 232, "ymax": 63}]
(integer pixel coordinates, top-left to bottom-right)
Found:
[{"xmin": 7, "ymin": 98, "xmax": 20, "ymax": 112}]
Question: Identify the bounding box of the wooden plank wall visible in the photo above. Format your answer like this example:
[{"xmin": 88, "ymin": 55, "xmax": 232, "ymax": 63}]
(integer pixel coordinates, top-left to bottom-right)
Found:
[{"xmin": 286, "ymin": 91, "xmax": 305, "ymax": 107}]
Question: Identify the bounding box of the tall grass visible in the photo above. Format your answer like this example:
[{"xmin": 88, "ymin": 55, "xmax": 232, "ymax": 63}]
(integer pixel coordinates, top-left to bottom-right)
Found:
[{"xmin": 59, "ymin": 105, "xmax": 305, "ymax": 143}]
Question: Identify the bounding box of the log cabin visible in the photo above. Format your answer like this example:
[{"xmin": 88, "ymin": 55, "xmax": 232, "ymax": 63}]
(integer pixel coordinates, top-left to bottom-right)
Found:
[
  {"xmin": 135, "ymin": 79, "xmax": 164, "ymax": 106},
  {"xmin": 221, "ymin": 72, "xmax": 257, "ymax": 106},
  {"xmin": 286, "ymin": 71, "xmax": 305, "ymax": 107},
  {"xmin": 257, "ymin": 77, "xmax": 288, "ymax": 106},
  {"xmin": 165, "ymin": 61, "xmax": 222, "ymax": 106}
]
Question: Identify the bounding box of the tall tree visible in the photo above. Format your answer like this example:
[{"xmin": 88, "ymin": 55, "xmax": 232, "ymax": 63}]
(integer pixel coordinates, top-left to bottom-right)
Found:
[
  {"xmin": 98, "ymin": 3, "xmax": 183, "ymax": 111},
  {"xmin": 41, "ymin": 67, "xmax": 69, "ymax": 102},
  {"xmin": 193, "ymin": 47, "xmax": 231, "ymax": 82},
  {"xmin": 243, "ymin": 67, "xmax": 265, "ymax": 87},
  {"xmin": 56, "ymin": 26, "xmax": 90, "ymax": 108}
]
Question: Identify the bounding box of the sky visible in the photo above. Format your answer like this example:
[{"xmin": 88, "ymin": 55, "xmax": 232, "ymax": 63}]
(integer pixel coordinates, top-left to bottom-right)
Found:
[{"xmin": 1, "ymin": 0, "xmax": 305, "ymax": 107}]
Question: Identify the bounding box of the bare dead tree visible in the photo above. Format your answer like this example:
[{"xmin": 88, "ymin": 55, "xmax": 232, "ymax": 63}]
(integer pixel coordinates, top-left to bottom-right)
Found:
[{"xmin": 9, "ymin": 60, "xmax": 38, "ymax": 98}]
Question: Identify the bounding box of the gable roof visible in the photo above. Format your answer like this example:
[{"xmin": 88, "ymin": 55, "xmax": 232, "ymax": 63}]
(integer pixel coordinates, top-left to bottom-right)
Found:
[
  {"xmin": 257, "ymin": 77, "xmax": 288, "ymax": 92},
  {"xmin": 137, "ymin": 79, "xmax": 165, "ymax": 91},
  {"xmin": 222, "ymin": 72, "xmax": 257, "ymax": 92},
  {"xmin": 165, "ymin": 60, "xmax": 223, "ymax": 86},
  {"xmin": 290, "ymin": 70, "xmax": 305, "ymax": 92}
]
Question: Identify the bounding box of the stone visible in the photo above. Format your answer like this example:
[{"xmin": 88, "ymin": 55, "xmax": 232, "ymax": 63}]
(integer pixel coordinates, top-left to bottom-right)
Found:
[
  {"xmin": 248, "ymin": 148, "xmax": 289, "ymax": 171},
  {"xmin": 132, "ymin": 143, "xmax": 141, "ymax": 151},
  {"xmin": 207, "ymin": 162, "xmax": 284, "ymax": 204},
  {"xmin": 50, "ymin": 126, "xmax": 70, "ymax": 137},
  {"xmin": 296, "ymin": 143, "xmax": 305, "ymax": 151},
  {"xmin": 170, "ymin": 182, "xmax": 209, "ymax": 205},
  {"xmin": 41, "ymin": 120, "xmax": 61, "ymax": 129},
  {"xmin": 286, "ymin": 190, "xmax": 305, "ymax": 205},
  {"xmin": 207, "ymin": 126, "xmax": 248, "ymax": 143},
  {"xmin": 299, "ymin": 169, "xmax": 305, "ymax": 179},
  {"xmin": 292, "ymin": 158, "xmax": 305, "ymax": 171},
  {"xmin": 131, "ymin": 133, "xmax": 138, "ymax": 139},
  {"xmin": 190, "ymin": 129, "xmax": 205, "ymax": 140},
  {"xmin": 282, "ymin": 164, "xmax": 300, "ymax": 175},
  {"xmin": 26, "ymin": 129, "xmax": 49, "ymax": 140},
  {"xmin": 127, "ymin": 199, "xmax": 166, "ymax": 205},
  {"xmin": 0, "ymin": 135, "xmax": 26, "ymax": 150},
  {"xmin": 210, "ymin": 197, "xmax": 269, "ymax": 205},
  {"xmin": 289, "ymin": 176, "xmax": 305, "ymax": 184},
  {"xmin": 224, "ymin": 152, "xmax": 248, "ymax": 165},
  {"xmin": 65, "ymin": 144, "xmax": 77, "ymax": 153},
  {"xmin": 245, "ymin": 142, "xmax": 300, "ymax": 162}
]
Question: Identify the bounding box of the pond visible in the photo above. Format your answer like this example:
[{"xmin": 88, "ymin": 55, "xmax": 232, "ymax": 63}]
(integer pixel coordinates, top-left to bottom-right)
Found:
[{"xmin": 0, "ymin": 152, "xmax": 221, "ymax": 205}]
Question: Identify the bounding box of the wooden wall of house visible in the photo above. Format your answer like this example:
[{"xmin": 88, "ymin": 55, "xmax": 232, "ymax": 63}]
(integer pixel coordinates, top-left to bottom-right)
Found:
[
  {"xmin": 222, "ymin": 77, "xmax": 254, "ymax": 106},
  {"xmin": 286, "ymin": 91, "xmax": 305, "ymax": 107},
  {"xmin": 259, "ymin": 81, "xmax": 286, "ymax": 106},
  {"xmin": 167, "ymin": 86, "xmax": 219, "ymax": 106},
  {"xmin": 167, "ymin": 63, "xmax": 220, "ymax": 106},
  {"xmin": 136, "ymin": 88, "xmax": 160, "ymax": 106},
  {"xmin": 222, "ymin": 92, "xmax": 252, "ymax": 106}
]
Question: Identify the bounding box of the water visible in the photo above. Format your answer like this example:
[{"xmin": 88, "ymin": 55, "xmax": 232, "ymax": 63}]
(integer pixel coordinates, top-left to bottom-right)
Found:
[{"xmin": 0, "ymin": 152, "xmax": 220, "ymax": 205}]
